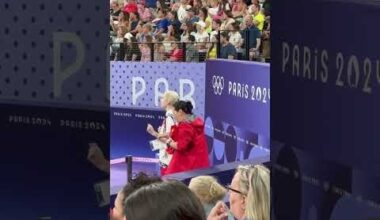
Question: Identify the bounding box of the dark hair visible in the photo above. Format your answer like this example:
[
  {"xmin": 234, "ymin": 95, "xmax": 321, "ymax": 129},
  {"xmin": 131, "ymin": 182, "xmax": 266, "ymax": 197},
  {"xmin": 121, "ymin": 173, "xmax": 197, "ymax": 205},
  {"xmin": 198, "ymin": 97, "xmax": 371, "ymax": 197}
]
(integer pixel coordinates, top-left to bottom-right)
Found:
[
  {"xmin": 221, "ymin": 31, "xmax": 229, "ymax": 41},
  {"xmin": 200, "ymin": 7, "xmax": 208, "ymax": 18},
  {"xmin": 174, "ymin": 100, "xmax": 193, "ymax": 114},
  {"xmin": 169, "ymin": 10, "xmax": 178, "ymax": 20},
  {"xmin": 124, "ymin": 180, "xmax": 206, "ymax": 220},
  {"xmin": 232, "ymin": 21, "xmax": 240, "ymax": 31},
  {"xmin": 188, "ymin": 34, "xmax": 196, "ymax": 42},
  {"xmin": 213, "ymin": 19, "xmax": 222, "ymax": 26},
  {"xmin": 121, "ymin": 172, "xmax": 161, "ymax": 199}
]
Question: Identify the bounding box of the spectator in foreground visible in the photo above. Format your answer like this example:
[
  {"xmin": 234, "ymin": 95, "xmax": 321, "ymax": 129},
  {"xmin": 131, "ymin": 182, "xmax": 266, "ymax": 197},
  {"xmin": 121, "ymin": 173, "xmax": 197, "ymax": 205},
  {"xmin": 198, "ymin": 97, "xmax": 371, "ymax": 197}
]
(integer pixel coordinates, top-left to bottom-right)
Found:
[
  {"xmin": 220, "ymin": 31, "xmax": 237, "ymax": 59},
  {"xmin": 208, "ymin": 165, "xmax": 270, "ymax": 220},
  {"xmin": 111, "ymin": 172, "xmax": 161, "ymax": 220},
  {"xmin": 124, "ymin": 180, "xmax": 206, "ymax": 220},
  {"xmin": 189, "ymin": 176, "xmax": 234, "ymax": 220}
]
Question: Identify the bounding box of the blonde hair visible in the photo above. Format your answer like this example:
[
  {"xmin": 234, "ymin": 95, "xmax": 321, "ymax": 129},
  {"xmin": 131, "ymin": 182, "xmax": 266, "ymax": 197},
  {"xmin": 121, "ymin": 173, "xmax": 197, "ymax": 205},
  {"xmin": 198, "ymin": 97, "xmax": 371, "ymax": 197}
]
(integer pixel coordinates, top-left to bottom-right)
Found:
[
  {"xmin": 237, "ymin": 164, "xmax": 270, "ymax": 220},
  {"xmin": 163, "ymin": 91, "xmax": 179, "ymax": 106},
  {"xmin": 189, "ymin": 176, "xmax": 227, "ymax": 204}
]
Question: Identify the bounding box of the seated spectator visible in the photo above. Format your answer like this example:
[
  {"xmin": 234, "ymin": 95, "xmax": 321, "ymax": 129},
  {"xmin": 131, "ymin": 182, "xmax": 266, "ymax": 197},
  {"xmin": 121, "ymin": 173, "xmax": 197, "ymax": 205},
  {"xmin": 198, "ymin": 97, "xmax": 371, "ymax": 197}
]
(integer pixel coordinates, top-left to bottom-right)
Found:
[
  {"xmin": 250, "ymin": 3, "xmax": 264, "ymax": 31},
  {"xmin": 186, "ymin": 35, "xmax": 199, "ymax": 62},
  {"xmin": 261, "ymin": 16, "xmax": 270, "ymax": 62},
  {"xmin": 189, "ymin": 176, "xmax": 234, "ymax": 220},
  {"xmin": 111, "ymin": 0, "xmax": 123, "ymax": 20},
  {"xmin": 210, "ymin": 19, "xmax": 222, "ymax": 40},
  {"xmin": 128, "ymin": 12, "xmax": 141, "ymax": 35},
  {"xmin": 139, "ymin": 23, "xmax": 152, "ymax": 42},
  {"xmin": 194, "ymin": 21, "xmax": 210, "ymax": 43},
  {"xmin": 208, "ymin": 165, "xmax": 270, "ymax": 220},
  {"xmin": 137, "ymin": 1, "xmax": 152, "ymax": 22},
  {"xmin": 177, "ymin": 0, "xmax": 190, "ymax": 23},
  {"xmin": 220, "ymin": 31, "xmax": 237, "ymax": 59},
  {"xmin": 232, "ymin": 0, "xmax": 247, "ymax": 19},
  {"xmin": 154, "ymin": 35, "xmax": 166, "ymax": 61},
  {"xmin": 229, "ymin": 22, "xmax": 243, "ymax": 51},
  {"xmin": 242, "ymin": 15, "xmax": 261, "ymax": 60},
  {"xmin": 186, "ymin": 8, "xmax": 200, "ymax": 24},
  {"xmin": 180, "ymin": 22, "xmax": 196, "ymax": 42},
  {"xmin": 124, "ymin": 0, "xmax": 138, "ymax": 14},
  {"xmin": 111, "ymin": 172, "xmax": 161, "ymax": 220},
  {"xmin": 124, "ymin": 180, "xmax": 207, "ymax": 220},
  {"xmin": 167, "ymin": 11, "xmax": 182, "ymax": 40},
  {"xmin": 110, "ymin": 26, "xmax": 127, "ymax": 61},
  {"xmin": 206, "ymin": 35, "xmax": 217, "ymax": 59},
  {"xmin": 220, "ymin": 10, "xmax": 235, "ymax": 31},
  {"xmin": 169, "ymin": 42, "xmax": 183, "ymax": 61},
  {"xmin": 140, "ymin": 35, "xmax": 153, "ymax": 61},
  {"xmin": 125, "ymin": 35, "xmax": 141, "ymax": 61},
  {"xmin": 197, "ymin": 7, "xmax": 212, "ymax": 34},
  {"xmin": 220, "ymin": 0, "xmax": 232, "ymax": 13},
  {"xmin": 111, "ymin": 11, "xmax": 129, "ymax": 33},
  {"xmin": 192, "ymin": 0, "xmax": 204, "ymax": 15},
  {"xmin": 153, "ymin": 9, "xmax": 170, "ymax": 36},
  {"xmin": 207, "ymin": 0, "xmax": 220, "ymax": 18}
]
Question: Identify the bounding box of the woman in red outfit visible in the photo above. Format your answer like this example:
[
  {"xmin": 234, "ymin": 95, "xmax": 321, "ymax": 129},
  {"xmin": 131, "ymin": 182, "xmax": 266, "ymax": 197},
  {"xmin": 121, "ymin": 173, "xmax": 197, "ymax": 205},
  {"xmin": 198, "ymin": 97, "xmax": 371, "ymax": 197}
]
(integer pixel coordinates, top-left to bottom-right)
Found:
[{"xmin": 161, "ymin": 101, "xmax": 210, "ymax": 175}]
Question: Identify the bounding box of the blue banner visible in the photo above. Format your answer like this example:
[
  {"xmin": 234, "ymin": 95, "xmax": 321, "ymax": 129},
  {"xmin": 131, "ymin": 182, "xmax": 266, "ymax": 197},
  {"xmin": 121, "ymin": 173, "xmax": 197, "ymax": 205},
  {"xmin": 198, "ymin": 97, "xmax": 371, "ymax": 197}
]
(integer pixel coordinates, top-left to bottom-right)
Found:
[
  {"xmin": 205, "ymin": 60, "xmax": 270, "ymax": 165},
  {"xmin": 271, "ymin": 0, "xmax": 380, "ymax": 219},
  {"xmin": 110, "ymin": 62, "xmax": 206, "ymax": 159}
]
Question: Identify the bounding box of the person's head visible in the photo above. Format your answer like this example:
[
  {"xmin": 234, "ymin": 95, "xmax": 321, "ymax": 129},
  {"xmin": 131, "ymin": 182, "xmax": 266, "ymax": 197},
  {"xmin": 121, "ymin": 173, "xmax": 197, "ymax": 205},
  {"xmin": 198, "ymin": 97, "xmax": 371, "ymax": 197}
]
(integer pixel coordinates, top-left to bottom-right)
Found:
[
  {"xmin": 168, "ymin": 10, "xmax": 178, "ymax": 20},
  {"xmin": 145, "ymin": 35, "xmax": 153, "ymax": 43},
  {"xmin": 111, "ymin": 0, "xmax": 120, "ymax": 10},
  {"xmin": 180, "ymin": 0, "xmax": 188, "ymax": 5},
  {"xmin": 212, "ymin": 19, "xmax": 222, "ymax": 29},
  {"xmin": 228, "ymin": 165, "xmax": 270, "ymax": 220},
  {"xmin": 188, "ymin": 34, "xmax": 196, "ymax": 43},
  {"xmin": 142, "ymin": 23, "xmax": 152, "ymax": 34},
  {"xmin": 129, "ymin": 11, "xmax": 137, "ymax": 20},
  {"xmin": 220, "ymin": 31, "xmax": 229, "ymax": 44},
  {"xmin": 252, "ymin": 3, "xmax": 260, "ymax": 14},
  {"xmin": 187, "ymin": 8, "xmax": 195, "ymax": 18},
  {"xmin": 251, "ymin": 0, "xmax": 259, "ymax": 5},
  {"xmin": 244, "ymin": 15, "xmax": 253, "ymax": 27},
  {"xmin": 117, "ymin": 26, "xmax": 127, "ymax": 37},
  {"xmin": 232, "ymin": 21, "xmax": 240, "ymax": 32},
  {"xmin": 210, "ymin": 0, "xmax": 218, "ymax": 7},
  {"xmin": 173, "ymin": 100, "xmax": 193, "ymax": 122},
  {"xmin": 199, "ymin": 7, "xmax": 208, "ymax": 20},
  {"xmin": 124, "ymin": 180, "xmax": 206, "ymax": 220},
  {"xmin": 156, "ymin": 0, "xmax": 162, "ymax": 8},
  {"xmin": 189, "ymin": 176, "xmax": 227, "ymax": 204},
  {"xmin": 222, "ymin": 10, "xmax": 232, "ymax": 20},
  {"xmin": 160, "ymin": 90, "xmax": 179, "ymax": 109},
  {"xmin": 158, "ymin": 8, "xmax": 167, "ymax": 18},
  {"xmin": 112, "ymin": 172, "xmax": 161, "ymax": 220}
]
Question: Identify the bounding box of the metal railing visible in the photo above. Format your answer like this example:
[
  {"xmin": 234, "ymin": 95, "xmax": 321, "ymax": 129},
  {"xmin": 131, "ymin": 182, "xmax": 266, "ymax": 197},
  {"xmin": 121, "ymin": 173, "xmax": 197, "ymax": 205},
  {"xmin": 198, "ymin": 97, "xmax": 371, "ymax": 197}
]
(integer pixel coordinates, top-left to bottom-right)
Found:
[{"xmin": 110, "ymin": 30, "xmax": 270, "ymax": 63}]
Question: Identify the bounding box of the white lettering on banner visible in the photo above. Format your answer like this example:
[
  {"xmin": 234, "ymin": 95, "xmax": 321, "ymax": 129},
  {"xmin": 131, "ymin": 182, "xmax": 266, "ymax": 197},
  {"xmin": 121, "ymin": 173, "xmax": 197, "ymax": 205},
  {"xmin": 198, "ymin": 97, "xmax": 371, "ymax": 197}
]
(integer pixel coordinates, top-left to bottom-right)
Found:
[
  {"xmin": 132, "ymin": 77, "xmax": 146, "ymax": 105},
  {"xmin": 179, "ymin": 79, "xmax": 195, "ymax": 109},
  {"xmin": 223, "ymin": 80, "xmax": 270, "ymax": 104},
  {"xmin": 282, "ymin": 41, "xmax": 380, "ymax": 94},
  {"xmin": 53, "ymin": 32, "xmax": 85, "ymax": 98},
  {"xmin": 154, "ymin": 78, "xmax": 169, "ymax": 107},
  {"xmin": 130, "ymin": 77, "xmax": 196, "ymax": 107}
]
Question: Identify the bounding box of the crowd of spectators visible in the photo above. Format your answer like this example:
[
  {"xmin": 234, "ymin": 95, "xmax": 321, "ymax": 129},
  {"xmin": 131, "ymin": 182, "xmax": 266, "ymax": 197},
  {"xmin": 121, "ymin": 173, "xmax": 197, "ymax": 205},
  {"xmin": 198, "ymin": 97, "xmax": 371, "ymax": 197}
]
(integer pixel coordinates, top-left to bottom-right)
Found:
[
  {"xmin": 111, "ymin": 164, "xmax": 270, "ymax": 220},
  {"xmin": 110, "ymin": 0, "xmax": 270, "ymax": 62}
]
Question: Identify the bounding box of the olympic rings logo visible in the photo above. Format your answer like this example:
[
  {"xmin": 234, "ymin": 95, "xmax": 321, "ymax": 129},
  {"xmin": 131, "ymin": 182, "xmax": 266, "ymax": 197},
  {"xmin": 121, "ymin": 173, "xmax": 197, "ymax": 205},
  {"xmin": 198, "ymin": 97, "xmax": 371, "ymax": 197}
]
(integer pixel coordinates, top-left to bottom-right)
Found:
[{"xmin": 212, "ymin": 76, "xmax": 224, "ymax": 95}]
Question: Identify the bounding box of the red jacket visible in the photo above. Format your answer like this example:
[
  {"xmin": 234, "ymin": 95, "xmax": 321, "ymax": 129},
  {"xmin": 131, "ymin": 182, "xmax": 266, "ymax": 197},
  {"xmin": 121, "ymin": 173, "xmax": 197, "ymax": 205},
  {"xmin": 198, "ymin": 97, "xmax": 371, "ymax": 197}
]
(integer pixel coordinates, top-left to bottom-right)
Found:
[{"xmin": 165, "ymin": 117, "xmax": 210, "ymax": 175}]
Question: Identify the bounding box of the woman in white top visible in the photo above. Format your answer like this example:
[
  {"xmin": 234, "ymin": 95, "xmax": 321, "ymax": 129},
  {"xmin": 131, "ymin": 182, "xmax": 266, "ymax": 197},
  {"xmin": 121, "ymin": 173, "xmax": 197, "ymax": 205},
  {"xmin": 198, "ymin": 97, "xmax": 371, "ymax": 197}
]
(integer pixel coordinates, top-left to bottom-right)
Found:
[
  {"xmin": 194, "ymin": 21, "xmax": 210, "ymax": 53},
  {"xmin": 228, "ymin": 22, "xmax": 243, "ymax": 51},
  {"xmin": 147, "ymin": 91, "xmax": 179, "ymax": 175}
]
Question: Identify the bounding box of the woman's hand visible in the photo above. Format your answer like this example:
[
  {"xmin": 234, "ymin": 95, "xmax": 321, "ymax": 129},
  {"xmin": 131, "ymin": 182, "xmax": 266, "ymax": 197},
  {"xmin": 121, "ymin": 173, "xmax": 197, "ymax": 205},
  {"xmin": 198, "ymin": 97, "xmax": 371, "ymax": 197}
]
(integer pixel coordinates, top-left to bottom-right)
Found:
[
  {"xmin": 147, "ymin": 124, "xmax": 156, "ymax": 135},
  {"xmin": 207, "ymin": 201, "xmax": 229, "ymax": 220}
]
